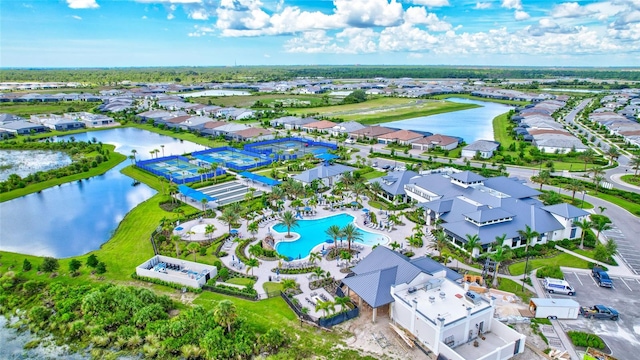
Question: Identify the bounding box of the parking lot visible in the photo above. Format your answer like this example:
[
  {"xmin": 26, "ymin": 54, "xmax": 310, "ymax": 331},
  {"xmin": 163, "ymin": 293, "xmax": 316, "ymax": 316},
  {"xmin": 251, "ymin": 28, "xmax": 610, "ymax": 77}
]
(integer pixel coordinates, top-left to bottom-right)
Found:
[
  {"xmin": 539, "ymin": 271, "xmax": 640, "ymax": 359},
  {"xmin": 603, "ymin": 226, "xmax": 640, "ymax": 275}
]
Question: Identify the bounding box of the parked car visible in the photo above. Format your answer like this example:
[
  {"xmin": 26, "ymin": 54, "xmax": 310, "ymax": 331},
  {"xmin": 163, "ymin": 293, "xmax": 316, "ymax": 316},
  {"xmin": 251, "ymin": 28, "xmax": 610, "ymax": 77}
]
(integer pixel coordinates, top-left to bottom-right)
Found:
[
  {"xmin": 579, "ymin": 305, "xmax": 619, "ymax": 320},
  {"xmin": 542, "ymin": 278, "xmax": 575, "ymax": 295},
  {"xmin": 382, "ymin": 164, "xmax": 391, "ymax": 170},
  {"xmin": 592, "ymin": 267, "xmax": 613, "ymax": 288}
]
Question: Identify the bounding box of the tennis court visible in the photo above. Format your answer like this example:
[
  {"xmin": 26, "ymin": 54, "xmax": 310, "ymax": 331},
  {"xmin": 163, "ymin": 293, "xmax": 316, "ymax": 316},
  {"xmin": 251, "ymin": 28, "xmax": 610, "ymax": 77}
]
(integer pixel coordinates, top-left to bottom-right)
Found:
[
  {"xmin": 136, "ymin": 155, "xmax": 223, "ymax": 183},
  {"xmin": 246, "ymin": 138, "xmax": 336, "ymax": 159},
  {"xmin": 192, "ymin": 147, "xmax": 271, "ymax": 171}
]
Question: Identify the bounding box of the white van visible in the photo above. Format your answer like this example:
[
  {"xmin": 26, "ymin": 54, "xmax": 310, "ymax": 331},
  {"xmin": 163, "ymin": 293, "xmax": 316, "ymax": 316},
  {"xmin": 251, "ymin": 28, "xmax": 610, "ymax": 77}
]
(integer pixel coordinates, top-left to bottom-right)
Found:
[
  {"xmin": 345, "ymin": 138, "xmax": 356, "ymax": 144},
  {"xmin": 543, "ymin": 278, "xmax": 575, "ymax": 296}
]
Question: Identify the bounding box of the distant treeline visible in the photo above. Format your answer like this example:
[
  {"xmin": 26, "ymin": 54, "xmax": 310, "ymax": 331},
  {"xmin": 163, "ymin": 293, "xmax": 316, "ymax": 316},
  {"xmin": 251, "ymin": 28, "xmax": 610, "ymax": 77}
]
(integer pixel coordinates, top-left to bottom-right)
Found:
[{"xmin": 1, "ymin": 66, "xmax": 639, "ymax": 84}]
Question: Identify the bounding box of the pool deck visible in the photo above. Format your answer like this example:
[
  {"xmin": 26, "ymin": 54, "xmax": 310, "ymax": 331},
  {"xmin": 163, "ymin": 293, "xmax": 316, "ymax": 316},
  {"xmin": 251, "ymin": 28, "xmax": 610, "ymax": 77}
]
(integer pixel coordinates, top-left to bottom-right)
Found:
[{"xmin": 192, "ymin": 196, "xmax": 434, "ymax": 320}]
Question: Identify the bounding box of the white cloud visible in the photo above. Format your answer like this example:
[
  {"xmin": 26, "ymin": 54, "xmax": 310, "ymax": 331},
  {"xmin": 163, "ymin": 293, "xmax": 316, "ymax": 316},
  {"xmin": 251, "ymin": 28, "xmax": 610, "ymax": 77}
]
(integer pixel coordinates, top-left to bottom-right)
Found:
[
  {"xmin": 189, "ymin": 9, "xmax": 209, "ymax": 20},
  {"xmin": 66, "ymin": 0, "xmax": 99, "ymax": 9},
  {"xmin": 135, "ymin": 0, "xmax": 202, "ymax": 3},
  {"xmin": 475, "ymin": 2, "xmax": 492, "ymax": 10},
  {"xmin": 264, "ymin": 53, "xmax": 271, "ymax": 58},
  {"xmin": 142, "ymin": 15, "xmax": 148, "ymax": 19},
  {"xmin": 404, "ymin": 6, "xmax": 452, "ymax": 31},
  {"xmin": 515, "ymin": 10, "xmax": 530, "ymax": 20},
  {"xmin": 408, "ymin": 53, "xmax": 424, "ymax": 58},
  {"xmin": 167, "ymin": 13, "xmax": 175, "ymax": 20},
  {"xmin": 551, "ymin": 2, "xmax": 594, "ymax": 18},
  {"xmin": 501, "ymin": 0, "xmax": 522, "ymax": 10},
  {"xmin": 411, "ymin": 0, "xmax": 450, "ymax": 7},
  {"xmin": 379, "ymin": 24, "xmax": 438, "ymax": 51},
  {"xmin": 72, "ymin": 15, "xmax": 82, "ymax": 20},
  {"xmin": 333, "ymin": 0, "xmax": 404, "ymax": 28}
]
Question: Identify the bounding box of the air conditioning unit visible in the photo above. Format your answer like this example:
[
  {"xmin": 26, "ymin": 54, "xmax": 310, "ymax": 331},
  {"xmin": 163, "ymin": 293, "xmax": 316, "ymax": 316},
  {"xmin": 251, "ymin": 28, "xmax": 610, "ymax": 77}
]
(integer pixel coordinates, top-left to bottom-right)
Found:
[{"xmin": 465, "ymin": 291, "xmax": 482, "ymax": 305}]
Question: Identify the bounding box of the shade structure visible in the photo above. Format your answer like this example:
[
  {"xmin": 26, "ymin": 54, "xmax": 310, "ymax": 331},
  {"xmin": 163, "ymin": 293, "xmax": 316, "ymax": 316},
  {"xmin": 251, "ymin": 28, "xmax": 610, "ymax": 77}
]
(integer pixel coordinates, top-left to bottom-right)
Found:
[
  {"xmin": 238, "ymin": 171, "xmax": 281, "ymax": 186},
  {"xmin": 304, "ymin": 207, "xmax": 312, "ymax": 211},
  {"xmin": 325, "ymin": 239, "xmax": 334, "ymax": 243},
  {"xmin": 362, "ymin": 208, "xmax": 369, "ymax": 213},
  {"xmin": 315, "ymin": 152, "xmax": 339, "ymax": 161},
  {"xmin": 351, "ymin": 201, "xmax": 358, "ymax": 206},
  {"xmin": 230, "ymin": 229, "xmax": 238, "ymax": 234},
  {"xmin": 178, "ymin": 185, "xmax": 216, "ymax": 202}
]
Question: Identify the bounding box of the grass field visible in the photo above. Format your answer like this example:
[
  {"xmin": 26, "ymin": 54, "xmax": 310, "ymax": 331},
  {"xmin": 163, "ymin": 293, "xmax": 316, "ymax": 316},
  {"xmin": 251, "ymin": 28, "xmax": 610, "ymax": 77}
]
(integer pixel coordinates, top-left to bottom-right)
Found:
[
  {"xmin": 432, "ymin": 94, "xmax": 531, "ymax": 106},
  {"xmin": 620, "ymin": 174, "xmax": 640, "ymax": 187},
  {"xmin": 0, "ymin": 101, "xmax": 97, "ymax": 116},
  {"xmin": 126, "ymin": 123, "xmax": 228, "ymax": 147},
  {"xmin": 0, "ymin": 144, "xmax": 126, "ymax": 202},
  {"xmin": 497, "ymin": 278, "xmax": 535, "ymax": 303},
  {"xmin": 190, "ymin": 94, "xmax": 335, "ymax": 108},
  {"xmin": 226, "ymin": 277, "xmax": 255, "ymax": 286},
  {"xmin": 590, "ymin": 192, "xmax": 640, "ymax": 217},
  {"xmin": 291, "ymin": 98, "xmax": 479, "ymax": 124},
  {"xmin": 508, "ymin": 253, "xmax": 591, "ymax": 276}
]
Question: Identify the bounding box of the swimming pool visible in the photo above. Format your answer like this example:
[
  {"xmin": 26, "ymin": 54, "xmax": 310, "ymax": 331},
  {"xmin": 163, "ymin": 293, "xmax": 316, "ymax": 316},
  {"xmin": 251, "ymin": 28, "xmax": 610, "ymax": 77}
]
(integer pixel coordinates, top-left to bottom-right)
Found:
[{"xmin": 273, "ymin": 213, "xmax": 389, "ymax": 259}]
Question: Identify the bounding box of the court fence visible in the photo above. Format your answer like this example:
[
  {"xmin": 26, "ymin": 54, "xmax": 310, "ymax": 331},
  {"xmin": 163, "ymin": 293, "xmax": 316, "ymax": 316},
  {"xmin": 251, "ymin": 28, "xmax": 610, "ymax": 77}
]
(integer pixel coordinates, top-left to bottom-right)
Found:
[
  {"xmin": 192, "ymin": 146, "xmax": 274, "ymax": 171},
  {"xmin": 244, "ymin": 137, "xmax": 337, "ymax": 160},
  {"xmin": 135, "ymin": 155, "xmax": 221, "ymax": 184}
]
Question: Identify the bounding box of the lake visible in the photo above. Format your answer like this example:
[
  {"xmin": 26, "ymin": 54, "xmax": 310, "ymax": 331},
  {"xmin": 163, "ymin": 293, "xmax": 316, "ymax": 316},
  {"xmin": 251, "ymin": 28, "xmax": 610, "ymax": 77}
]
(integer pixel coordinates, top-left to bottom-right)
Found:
[
  {"xmin": 0, "ymin": 128, "xmax": 207, "ymax": 258},
  {"xmin": 385, "ymin": 98, "xmax": 513, "ymax": 143},
  {"xmin": 0, "ymin": 150, "xmax": 72, "ymax": 181},
  {"xmin": 181, "ymin": 89, "xmax": 251, "ymax": 97}
]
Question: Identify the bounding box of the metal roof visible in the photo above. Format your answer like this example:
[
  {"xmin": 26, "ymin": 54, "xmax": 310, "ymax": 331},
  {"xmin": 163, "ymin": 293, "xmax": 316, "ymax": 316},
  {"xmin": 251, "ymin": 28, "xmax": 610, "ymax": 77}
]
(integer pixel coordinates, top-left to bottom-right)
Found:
[
  {"xmin": 342, "ymin": 266, "xmax": 398, "ymax": 308},
  {"xmin": 542, "ymin": 203, "xmax": 589, "ymax": 219},
  {"xmin": 450, "ymin": 171, "xmax": 486, "ymax": 183}
]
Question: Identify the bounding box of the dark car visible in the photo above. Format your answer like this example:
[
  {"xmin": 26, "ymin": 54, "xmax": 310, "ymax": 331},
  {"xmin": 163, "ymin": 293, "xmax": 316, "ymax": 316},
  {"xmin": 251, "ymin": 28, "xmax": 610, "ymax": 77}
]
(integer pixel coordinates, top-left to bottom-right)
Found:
[
  {"xmin": 592, "ymin": 267, "xmax": 613, "ymax": 288},
  {"xmin": 382, "ymin": 164, "xmax": 391, "ymax": 170}
]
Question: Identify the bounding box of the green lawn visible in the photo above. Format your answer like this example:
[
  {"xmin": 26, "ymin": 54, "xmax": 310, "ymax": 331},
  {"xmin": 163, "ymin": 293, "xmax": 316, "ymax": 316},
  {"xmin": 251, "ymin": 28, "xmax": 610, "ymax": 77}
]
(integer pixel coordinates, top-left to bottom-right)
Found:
[
  {"xmin": 508, "ymin": 253, "xmax": 591, "ymax": 276},
  {"xmin": 590, "ymin": 192, "xmax": 640, "ymax": 217},
  {"xmin": 226, "ymin": 277, "xmax": 255, "ymax": 286},
  {"xmin": 0, "ymin": 144, "xmax": 126, "ymax": 202},
  {"xmin": 621, "ymin": 174, "xmax": 640, "ymax": 187},
  {"xmin": 189, "ymin": 94, "xmax": 331, "ymax": 108},
  {"xmin": 262, "ymin": 281, "xmax": 283, "ymax": 294},
  {"xmin": 0, "ymin": 101, "xmax": 97, "ymax": 116},
  {"xmin": 432, "ymin": 94, "xmax": 531, "ymax": 106},
  {"xmin": 368, "ymin": 199, "xmax": 391, "ymax": 210},
  {"xmin": 361, "ymin": 170, "xmax": 386, "ymax": 180},
  {"xmin": 291, "ymin": 98, "xmax": 479, "ymax": 124},
  {"xmin": 126, "ymin": 123, "xmax": 228, "ymax": 148},
  {"xmin": 497, "ymin": 278, "xmax": 535, "ymax": 303}
]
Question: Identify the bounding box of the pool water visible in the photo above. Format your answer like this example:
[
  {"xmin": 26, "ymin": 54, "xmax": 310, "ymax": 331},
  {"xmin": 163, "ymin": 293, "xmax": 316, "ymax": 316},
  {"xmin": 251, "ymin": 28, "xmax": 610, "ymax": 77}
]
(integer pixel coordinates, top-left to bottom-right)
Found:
[{"xmin": 273, "ymin": 213, "xmax": 389, "ymax": 259}]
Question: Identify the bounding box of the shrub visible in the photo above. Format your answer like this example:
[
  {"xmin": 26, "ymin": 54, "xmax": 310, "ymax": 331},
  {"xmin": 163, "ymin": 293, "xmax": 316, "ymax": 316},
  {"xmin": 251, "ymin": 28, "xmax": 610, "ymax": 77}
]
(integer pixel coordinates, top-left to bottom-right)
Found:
[
  {"xmin": 69, "ymin": 259, "xmax": 82, "ymax": 273},
  {"xmin": 38, "ymin": 257, "xmax": 59, "ymax": 273},
  {"xmin": 131, "ymin": 273, "xmax": 202, "ymax": 293},
  {"xmin": 22, "ymin": 259, "xmax": 32, "ymax": 272},
  {"xmin": 96, "ymin": 262, "xmax": 107, "ymax": 274},
  {"xmin": 218, "ymin": 268, "xmax": 229, "ymax": 281},
  {"xmin": 213, "ymin": 260, "xmax": 222, "ymax": 270},
  {"xmin": 567, "ymin": 331, "xmax": 605, "ymax": 349},
  {"xmin": 86, "ymin": 254, "xmax": 99, "ymax": 268},
  {"xmin": 536, "ymin": 266, "xmax": 564, "ymax": 280}
]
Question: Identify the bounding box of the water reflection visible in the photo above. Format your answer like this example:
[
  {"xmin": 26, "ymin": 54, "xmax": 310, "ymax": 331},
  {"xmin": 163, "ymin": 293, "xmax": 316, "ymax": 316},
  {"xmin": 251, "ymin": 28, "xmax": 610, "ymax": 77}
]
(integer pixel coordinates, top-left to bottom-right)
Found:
[
  {"xmin": 0, "ymin": 128, "xmax": 208, "ymax": 258},
  {"xmin": 385, "ymin": 98, "xmax": 513, "ymax": 143},
  {"xmin": 0, "ymin": 150, "xmax": 72, "ymax": 181}
]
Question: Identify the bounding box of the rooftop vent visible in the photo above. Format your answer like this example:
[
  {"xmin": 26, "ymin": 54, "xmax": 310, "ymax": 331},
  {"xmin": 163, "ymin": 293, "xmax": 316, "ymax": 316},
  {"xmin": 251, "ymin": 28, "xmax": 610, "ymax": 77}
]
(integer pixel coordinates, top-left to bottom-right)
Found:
[
  {"xmin": 429, "ymin": 296, "xmax": 436, "ymax": 303},
  {"xmin": 439, "ymin": 292, "xmax": 446, "ymax": 300},
  {"xmin": 465, "ymin": 291, "xmax": 482, "ymax": 305}
]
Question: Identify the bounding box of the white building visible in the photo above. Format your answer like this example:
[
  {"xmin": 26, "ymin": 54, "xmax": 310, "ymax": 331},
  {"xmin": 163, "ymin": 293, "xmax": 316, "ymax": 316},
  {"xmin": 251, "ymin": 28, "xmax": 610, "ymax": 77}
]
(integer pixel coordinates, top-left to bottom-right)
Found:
[
  {"xmin": 342, "ymin": 247, "xmax": 525, "ymax": 360},
  {"xmin": 136, "ymin": 255, "xmax": 217, "ymax": 288}
]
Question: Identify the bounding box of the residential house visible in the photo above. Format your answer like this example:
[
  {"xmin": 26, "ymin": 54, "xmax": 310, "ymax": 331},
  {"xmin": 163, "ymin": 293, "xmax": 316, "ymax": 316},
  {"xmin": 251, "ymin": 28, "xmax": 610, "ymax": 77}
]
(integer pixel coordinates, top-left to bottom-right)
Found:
[
  {"xmin": 301, "ymin": 120, "xmax": 337, "ymax": 133},
  {"xmin": 377, "ymin": 129, "xmax": 424, "ymax": 145},
  {"xmin": 412, "ymin": 134, "xmax": 459, "ymax": 151},
  {"xmin": 206, "ymin": 123, "xmax": 251, "ymax": 140},
  {"xmin": 200, "ymin": 121, "xmax": 227, "ymax": 136},
  {"xmin": 0, "ymin": 120, "xmax": 48, "ymax": 135},
  {"xmin": 331, "ymin": 121, "xmax": 367, "ymax": 136},
  {"xmin": 342, "ymin": 246, "xmax": 525, "ymax": 360},
  {"xmin": 270, "ymin": 116, "xmax": 317, "ymax": 130},
  {"xmin": 292, "ymin": 163, "xmax": 355, "ymax": 187},
  {"xmin": 349, "ymin": 125, "xmax": 395, "ymax": 140},
  {"xmin": 461, "ymin": 140, "xmax": 500, "ymax": 159},
  {"xmin": 232, "ymin": 127, "xmax": 274, "ymax": 142}
]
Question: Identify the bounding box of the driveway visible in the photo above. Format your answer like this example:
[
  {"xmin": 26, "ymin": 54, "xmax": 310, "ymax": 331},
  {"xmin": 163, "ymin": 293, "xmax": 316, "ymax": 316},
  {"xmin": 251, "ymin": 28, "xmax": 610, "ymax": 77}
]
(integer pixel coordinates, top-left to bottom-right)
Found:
[{"xmin": 538, "ymin": 270, "xmax": 640, "ymax": 360}]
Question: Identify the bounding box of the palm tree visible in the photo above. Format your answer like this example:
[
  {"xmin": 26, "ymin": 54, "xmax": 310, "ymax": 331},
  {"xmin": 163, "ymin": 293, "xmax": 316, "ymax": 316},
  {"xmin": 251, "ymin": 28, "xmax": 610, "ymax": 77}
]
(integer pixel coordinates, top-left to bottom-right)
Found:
[
  {"xmin": 493, "ymin": 233, "xmax": 507, "ymax": 251},
  {"xmin": 245, "ymin": 257, "xmax": 260, "ymax": 275},
  {"xmin": 489, "ymin": 245, "xmax": 512, "ymax": 288},
  {"xmin": 198, "ymin": 168, "xmax": 207, "ymax": 183},
  {"xmin": 160, "ymin": 144, "xmax": 165, "ymax": 157},
  {"xmin": 427, "ymin": 230, "xmax": 448, "ymax": 254},
  {"xmin": 368, "ymin": 181, "xmax": 383, "ymax": 201},
  {"xmin": 219, "ymin": 208, "xmax": 240, "ymax": 233},
  {"xmin": 579, "ymin": 149, "xmax": 595, "ymax": 171},
  {"xmin": 604, "ymin": 239, "xmax": 618, "ymax": 258},
  {"xmin": 213, "ymin": 300, "xmax": 237, "ymax": 333},
  {"xmin": 315, "ymin": 300, "xmax": 333, "ymax": 318},
  {"xmin": 517, "ymin": 225, "xmax": 539, "ymax": 253},
  {"xmin": 200, "ymin": 197, "xmax": 208, "ymax": 212},
  {"xmin": 308, "ymin": 251, "xmax": 322, "ymax": 265},
  {"xmin": 334, "ymin": 296, "xmax": 351, "ymax": 312},
  {"xmin": 589, "ymin": 166, "xmax": 605, "ymax": 186},
  {"xmin": 325, "ymin": 224, "xmax": 343, "ymax": 247},
  {"xmin": 205, "ymin": 224, "xmax": 216, "ymax": 240},
  {"xmin": 171, "ymin": 234, "xmax": 182, "ymax": 257},
  {"xmin": 565, "ymin": 179, "xmax": 585, "ymax": 199},
  {"xmin": 573, "ymin": 218, "xmax": 592, "ymax": 250},
  {"xmin": 389, "ymin": 241, "xmax": 401, "ymax": 251},
  {"xmin": 606, "ymin": 147, "xmax": 620, "ymax": 164},
  {"xmin": 131, "ymin": 149, "xmax": 137, "ymax": 164},
  {"xmin": 290, "ymin": 199, "xmax": 304, "ymax": 211},
  {"xmin": 312, "ymin": 267, "xmax": 325, "ymax": 280},
  {"xmin": 279, "ymin": 210, "xmax": 298, "ymax": 238},
  {"xmin": 210, "ymin": 162, "xmax": 219, "ymax": 183},
  {"xmin": 351, "ymin": 182, "xmax": 366, "ymax": 203},
  {"xmin": 247, "ymin": 222, "xmax": 259, "ymax": 239},
  {"xmin": 593, "ymin": 218, "xmax": 612, "ymax": 240},
  {"xmin": 186, "ymin": 242, "xmax": 200, "ymax": 261},
  {"xmin": 186, "ymin": 230, "xmax": 196, "ymax": 241},
  {"xmin": 340, "ymin": 250, "xmax": 352, "ymax": 264},
  {"xmin": 281, "ymin": 278, "xmax": 298, "ymax": 292},
  {"xmin": 531, "ymin": 170, "xmax": 550, "ymax": 190},
  {"xmin": 464, "ymin": 234, "xmax": 482, "ymax": 263},
  {"xmin": 341, "ymin": 223, "xmax": 362, "ymax": 251},
  {"xmin": 630, "ymin": 155, "xmax": 640, "ymax": 177},
  {"xmin": 593, "ymin": 175, "xmax": 605, "ymax": 194}
]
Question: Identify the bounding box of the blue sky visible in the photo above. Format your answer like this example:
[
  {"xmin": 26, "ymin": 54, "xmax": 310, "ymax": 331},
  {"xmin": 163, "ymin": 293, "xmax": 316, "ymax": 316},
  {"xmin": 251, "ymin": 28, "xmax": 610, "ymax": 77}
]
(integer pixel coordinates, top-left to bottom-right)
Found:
[{"xmin": 1, "ymin": 0, "xmax": 639, "ymax": 67}]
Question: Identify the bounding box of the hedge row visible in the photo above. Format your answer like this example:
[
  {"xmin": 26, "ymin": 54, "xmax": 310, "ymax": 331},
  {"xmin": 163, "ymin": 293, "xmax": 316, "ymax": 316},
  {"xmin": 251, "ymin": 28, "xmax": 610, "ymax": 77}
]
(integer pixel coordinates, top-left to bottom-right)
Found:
[
  {"xmin": 271, "ymin": 266, "xmax": 320, "ymax": 274},
  {"xmin": 203, "ymin": 283, "xmax": 258, "ymax": 300},
  {"xmin": 131, "ymin": 273, "xmax": 203, "ymax": 293}
]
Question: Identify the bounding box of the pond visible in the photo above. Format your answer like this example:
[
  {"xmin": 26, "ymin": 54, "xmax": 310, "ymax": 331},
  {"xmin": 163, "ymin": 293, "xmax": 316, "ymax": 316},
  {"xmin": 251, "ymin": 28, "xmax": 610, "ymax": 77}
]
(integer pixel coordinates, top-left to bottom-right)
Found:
[
  {"xmin": 0, "ymin": 128, "xmax": 207, "ymax": 258},
  {"xmin": 384, "ymin": 98, "xmax": 513, "ymax": 143},
  {"xmin": 180, "ymin": 89, "xmax": 251, "ymax": 97},
  {"xmin": 0, "ymin": 150, "xmax": 72, "ymax": 181}
]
